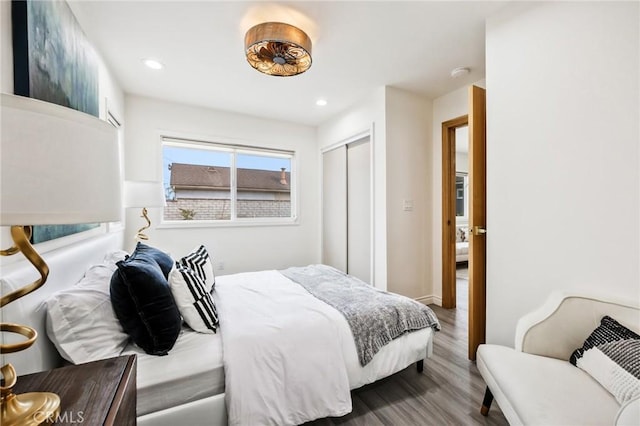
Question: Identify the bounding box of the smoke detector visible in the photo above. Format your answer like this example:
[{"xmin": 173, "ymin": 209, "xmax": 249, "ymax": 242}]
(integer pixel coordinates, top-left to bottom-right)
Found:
[{"xmin": 450, "ymin": 67, "xmax": 470, "ymax": 78}]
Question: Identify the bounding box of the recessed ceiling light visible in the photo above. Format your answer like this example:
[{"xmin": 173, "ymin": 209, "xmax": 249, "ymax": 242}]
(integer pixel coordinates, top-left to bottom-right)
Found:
[
  {"xmin": 316, "ymin": 99, "xmax": 327, "ymax": 106},
  {"xmin": 143, "ymin": 59, "xmax": 164, "ymax": 70}
]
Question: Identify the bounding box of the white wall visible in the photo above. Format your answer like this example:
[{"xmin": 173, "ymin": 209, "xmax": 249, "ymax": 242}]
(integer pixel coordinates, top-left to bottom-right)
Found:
[
  {"xmin": 124, "ymin": 95, "xmax": 320, "ymax": 274},
  {"xmin": 318, "ymin": 87, "xmax": 388, "ymax": 290},
  {"xmin": 455, "ymin": 152, "xmax": 469, "ymax": 173},
  {"xmin": 486, "ymin": 1, "xmax": 640, "ymax": 346},
  {"xmin": 385, "ymin": 87, "xmax": 432, "ymax": 300},
  {"xmin": 455, "ymin": 125, "xmax": 469, "ymax": 174}
]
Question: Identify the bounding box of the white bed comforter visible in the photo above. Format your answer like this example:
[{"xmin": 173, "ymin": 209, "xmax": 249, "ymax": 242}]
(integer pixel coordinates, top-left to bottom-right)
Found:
[{"xmin": 214, "ymin": 270, "xmax": 352, "ymax": 426}]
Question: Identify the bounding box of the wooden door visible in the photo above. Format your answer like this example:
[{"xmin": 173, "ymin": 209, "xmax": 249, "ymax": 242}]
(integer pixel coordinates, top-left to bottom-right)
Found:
[{"xmin": 468, "ymin": 85, "xmax": 487, "ymax": 360}]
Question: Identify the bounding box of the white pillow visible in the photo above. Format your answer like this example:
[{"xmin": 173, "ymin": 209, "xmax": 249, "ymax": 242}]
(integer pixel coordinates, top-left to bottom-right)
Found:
[
  {"xmin": 45, "ymin": 250, "xmax": 130, "ymax": 364},
  {"xmin": 177, "ymin": 245, "xmax": 215, "ymax": 292},
  {"xmin": 169, "ymin": 262, "xmax": 219, "ymax": 334}
]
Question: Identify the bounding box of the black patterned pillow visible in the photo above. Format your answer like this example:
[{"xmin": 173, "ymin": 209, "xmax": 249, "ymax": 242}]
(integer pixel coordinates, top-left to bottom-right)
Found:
[
  {"xmin": 178, "ymin": 245, "xmax": 215, "ymax": 293},
  {"xmin": 169, "ymin": 262, "xmax": 219, "ymax": 334},
  {"xmin": 570, "ymin": 316, "xmax": 640, "ymax": 404}
]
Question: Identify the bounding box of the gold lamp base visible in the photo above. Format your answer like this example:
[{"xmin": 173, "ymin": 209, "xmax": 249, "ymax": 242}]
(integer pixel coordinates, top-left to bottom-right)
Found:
[
  {"xmin": 0, "ymin": 227, "xmax": 61, "ymax": 424},
  {"xmin": 1, "ymin": 392, "xmax": 61, "ymax": 426},
  {"xmin": 1, "ymin": 364, "xmax": 60, "ymax": 425},
  {"xmin": 135, "ymin": 207, "xmax": 151, "ymax": 241}
]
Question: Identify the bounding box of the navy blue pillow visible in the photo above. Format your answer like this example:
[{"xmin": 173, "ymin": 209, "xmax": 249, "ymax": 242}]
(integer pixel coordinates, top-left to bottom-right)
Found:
[
  {"xmin": 110, "ymin": 246, "xmax": 181, "ymax": 355},
  {"xmin": 131, "ymin": 242, "xmax": 174, "ymax": 278}
]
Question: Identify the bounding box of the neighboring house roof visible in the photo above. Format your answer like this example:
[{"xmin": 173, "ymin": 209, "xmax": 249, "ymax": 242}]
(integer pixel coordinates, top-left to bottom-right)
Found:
[{"xmin": 170, "ymin": 163, "xmax": 290, "ymax": 192}]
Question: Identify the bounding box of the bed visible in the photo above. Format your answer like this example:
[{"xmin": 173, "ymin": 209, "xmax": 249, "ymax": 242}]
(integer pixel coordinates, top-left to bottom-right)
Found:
[{"xmin": 0, "ymin": 232, "xmax": 440, "ymax": 426}]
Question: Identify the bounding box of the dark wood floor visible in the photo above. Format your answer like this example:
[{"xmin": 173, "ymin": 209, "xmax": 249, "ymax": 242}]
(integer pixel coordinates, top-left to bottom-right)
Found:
[{"xmin": 306, "ymin": 277, "xmax": 508, "ymax": 426}]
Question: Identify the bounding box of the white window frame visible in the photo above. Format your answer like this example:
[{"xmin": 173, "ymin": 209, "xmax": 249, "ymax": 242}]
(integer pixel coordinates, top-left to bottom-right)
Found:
[{"xmin": 158, "ymin": 135, "xmax": 298, "ymax": 228}]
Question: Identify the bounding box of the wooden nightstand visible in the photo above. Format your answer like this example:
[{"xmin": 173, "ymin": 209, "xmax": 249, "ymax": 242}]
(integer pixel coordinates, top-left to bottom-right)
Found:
[{"xmin": 13, "ymin": 355, "xmax": 136, "ymax": 425}]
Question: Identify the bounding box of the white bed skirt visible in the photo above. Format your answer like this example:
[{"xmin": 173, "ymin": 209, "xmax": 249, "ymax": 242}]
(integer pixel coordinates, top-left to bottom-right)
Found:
[{"xmin": 137, "ymin": 393, "xmax": 227, "ymax": 426}]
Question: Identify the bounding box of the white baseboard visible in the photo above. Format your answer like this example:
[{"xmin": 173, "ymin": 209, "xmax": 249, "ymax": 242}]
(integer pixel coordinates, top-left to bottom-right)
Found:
[{"xmin": 415, "ymin": 295, "xmax": 442, "ymax": 306}]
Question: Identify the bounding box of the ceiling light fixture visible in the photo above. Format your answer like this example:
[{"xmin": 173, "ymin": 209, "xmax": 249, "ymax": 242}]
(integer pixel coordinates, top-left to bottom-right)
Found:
[
  {"xmin": 245, "ymin": 22, "xmax": 312, "ymax": 77},
  {"xmin": 143, "ymin": 59, "xmax": 164, "ymax": 70},
  {"xmin": 316, "ymin": 99, "xmax": 327, "ymax": 106}
]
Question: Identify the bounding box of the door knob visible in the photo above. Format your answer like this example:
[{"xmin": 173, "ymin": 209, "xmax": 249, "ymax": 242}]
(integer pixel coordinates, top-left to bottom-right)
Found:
[{"xmin": 474, "ymin": 226, "xmax": 487, "ymax": 236}]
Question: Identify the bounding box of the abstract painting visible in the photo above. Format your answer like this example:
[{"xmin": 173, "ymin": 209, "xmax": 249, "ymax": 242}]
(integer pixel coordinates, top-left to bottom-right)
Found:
[
  {"xmin": 31, "ymin": 224, "xmax": 99, "ymax": 245},
  {"xmin": 12, "ymin": 0, "xmax": 99, "ymax": 116}
]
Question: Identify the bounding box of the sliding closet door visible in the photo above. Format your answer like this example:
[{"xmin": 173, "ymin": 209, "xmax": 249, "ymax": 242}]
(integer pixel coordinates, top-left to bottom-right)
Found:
[
  {"xmin": 322, "ymin": 146, "xmax": 347, "ymax": 272},
  {"xmin": 346, "ymin": 139, "xmax": 371, "ymax": 283}
]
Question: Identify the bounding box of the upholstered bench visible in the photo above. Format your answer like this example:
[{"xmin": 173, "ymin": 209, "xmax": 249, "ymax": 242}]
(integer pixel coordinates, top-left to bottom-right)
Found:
[{"xmin": 477, "ymin": 292, "xmax": 639, "ymax": 425}]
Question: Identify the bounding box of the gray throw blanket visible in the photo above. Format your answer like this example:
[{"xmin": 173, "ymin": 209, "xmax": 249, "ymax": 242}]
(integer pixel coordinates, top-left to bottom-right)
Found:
[{"xmin": 280, "ymin": 264, "xmax": 441, "ymax": 366}]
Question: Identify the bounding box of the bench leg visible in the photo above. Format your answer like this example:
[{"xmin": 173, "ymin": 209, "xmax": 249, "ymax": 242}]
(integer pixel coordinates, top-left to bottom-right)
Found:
[
  {"xmin": 480, "ymin": 386, "xmax": 493, "ymax": 416},
  {"xmin": 416, "ymin": 360, "xmax": 424, "ymax": 373}
]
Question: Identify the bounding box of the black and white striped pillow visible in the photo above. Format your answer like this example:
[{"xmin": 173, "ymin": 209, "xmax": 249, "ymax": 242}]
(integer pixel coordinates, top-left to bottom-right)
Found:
[
  {"xmin": 570, "ymin": 316, "xmax": 640, "ymax": 404},
  {"xmin": 168, "ymin": 263, "xmax": 219, "ymax": 334},
  {"xmin": 179, "ymin": 245, "xmax": 215, "ymax": 293}
]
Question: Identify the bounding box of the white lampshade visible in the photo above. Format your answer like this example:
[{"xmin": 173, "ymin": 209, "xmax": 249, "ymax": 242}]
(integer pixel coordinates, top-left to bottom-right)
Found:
[
  {"xmin": 0, "ymin": 94, "xmax": 121, "ymax": 225},
  {"xmin": 124, "ymin": 181, "xmax": 166, "ymax": 208}
]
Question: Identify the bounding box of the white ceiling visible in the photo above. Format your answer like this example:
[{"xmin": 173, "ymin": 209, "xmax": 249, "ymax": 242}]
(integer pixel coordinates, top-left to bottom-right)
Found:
[{"xmin": 69, "ymin": 1, "xmax": 510, "ymax": 126}]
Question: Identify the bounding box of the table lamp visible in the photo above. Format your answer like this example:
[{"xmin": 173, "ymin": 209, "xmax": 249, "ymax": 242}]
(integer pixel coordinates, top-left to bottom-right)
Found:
[
  {"xmin": 0, "ymin": 93, "xmax": 121, "ymax": 425},
  {"xmin": 124, "ymin": 181, "xmax": 166, "ymax": 241}
]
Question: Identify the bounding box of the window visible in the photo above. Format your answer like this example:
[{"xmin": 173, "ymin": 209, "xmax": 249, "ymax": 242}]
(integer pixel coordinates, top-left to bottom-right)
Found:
[
  {"xmin": 455, "ymin": 173, "xmax": 469, "ymax": 219},
  {"xmin": 162, "ymin": 136, "xmax": 295, "ymax": 224}
]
